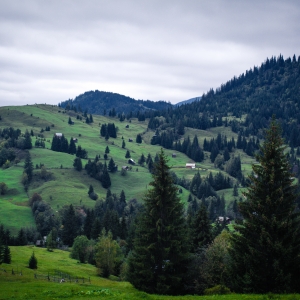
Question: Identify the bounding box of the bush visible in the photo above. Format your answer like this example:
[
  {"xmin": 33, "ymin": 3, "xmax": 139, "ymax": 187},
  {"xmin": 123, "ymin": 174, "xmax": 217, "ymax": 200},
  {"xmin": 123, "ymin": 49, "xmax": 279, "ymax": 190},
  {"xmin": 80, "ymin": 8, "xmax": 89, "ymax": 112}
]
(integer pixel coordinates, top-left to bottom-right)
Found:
[{"xmin": 204, "ymin": 285, "xmax": 231, "ymax": 295}]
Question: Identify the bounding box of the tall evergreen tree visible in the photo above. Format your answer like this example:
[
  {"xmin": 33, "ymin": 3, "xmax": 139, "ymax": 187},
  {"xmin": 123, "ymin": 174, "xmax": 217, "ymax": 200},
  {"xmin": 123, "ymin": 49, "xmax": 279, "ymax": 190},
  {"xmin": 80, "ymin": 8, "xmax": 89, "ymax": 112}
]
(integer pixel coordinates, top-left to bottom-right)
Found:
[
  {"xmin": 230, "ymin": 118, "xmax": 300, "ymax": 293},
  {"xmin": 24, "ymin": 130, "xmax": 32, "ymax": 149},
  {"xmin": 128, "ymin": 149, "xmax": 190, "ymax": 295},
  {"xmin": 24, "ymin": 151, "xmax": 33, "ymax": 183},
  {"xmin": 61, "ymin": 204, "xmax": 78, "ymax": 246},
  {"xmin": 68, "ymin": 137, "xmax": 77, "ymax": 154},
  {"xmin": 101, "ymin": 163, "xmax": 111, "ymax": 189},
  {"xmin": 191, "ymin": 203, "xmax": 213, "ymax": 252}
]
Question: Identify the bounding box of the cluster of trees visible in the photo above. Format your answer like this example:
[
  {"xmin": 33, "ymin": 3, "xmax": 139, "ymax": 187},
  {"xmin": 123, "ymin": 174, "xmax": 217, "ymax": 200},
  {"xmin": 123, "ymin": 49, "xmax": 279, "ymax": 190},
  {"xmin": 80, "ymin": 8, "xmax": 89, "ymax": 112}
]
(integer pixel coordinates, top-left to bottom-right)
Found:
[
  {"xmin": 0, "ymin": 127, "xmax": 32, "ymax": 151},
  {"xmin": 51, "ymin": 134, "xmax": 87, "ymax": 159},
  {"xmin": 174, "ymin": 135, "xmax": 204, "ymax": 162},
  {"xmin": 100, "ymin": 123, "xmax": 117, "ymax": 139},
  {"xmin": 84, "ymin": 156, "xmax": 111, "ymax": 189}
]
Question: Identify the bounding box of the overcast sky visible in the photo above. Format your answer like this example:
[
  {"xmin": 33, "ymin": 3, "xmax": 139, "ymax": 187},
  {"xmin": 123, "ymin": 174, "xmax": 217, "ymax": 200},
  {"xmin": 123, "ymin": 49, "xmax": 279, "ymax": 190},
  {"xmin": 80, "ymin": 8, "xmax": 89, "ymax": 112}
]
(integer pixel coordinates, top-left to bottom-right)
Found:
[{"xmin": 0, "ymin": 0, "xmax": 299, "ymax": 106}]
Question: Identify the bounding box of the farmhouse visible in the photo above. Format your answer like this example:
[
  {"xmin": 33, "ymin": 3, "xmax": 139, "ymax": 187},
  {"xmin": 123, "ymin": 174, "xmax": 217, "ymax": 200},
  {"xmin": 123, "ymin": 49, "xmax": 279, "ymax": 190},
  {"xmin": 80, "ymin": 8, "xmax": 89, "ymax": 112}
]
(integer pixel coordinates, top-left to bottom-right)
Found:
[{"xmin": 186, "ymin": 163, "xmax": 196, "ymax": 169}]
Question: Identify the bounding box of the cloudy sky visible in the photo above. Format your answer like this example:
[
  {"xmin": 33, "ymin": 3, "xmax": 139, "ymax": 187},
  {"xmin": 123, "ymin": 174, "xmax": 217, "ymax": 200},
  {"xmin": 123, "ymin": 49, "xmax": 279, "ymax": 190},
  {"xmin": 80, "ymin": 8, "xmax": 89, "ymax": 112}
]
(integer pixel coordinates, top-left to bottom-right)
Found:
[{"xmin": 0, "ymin": 0, "xmax": 299, "ymax": 106}]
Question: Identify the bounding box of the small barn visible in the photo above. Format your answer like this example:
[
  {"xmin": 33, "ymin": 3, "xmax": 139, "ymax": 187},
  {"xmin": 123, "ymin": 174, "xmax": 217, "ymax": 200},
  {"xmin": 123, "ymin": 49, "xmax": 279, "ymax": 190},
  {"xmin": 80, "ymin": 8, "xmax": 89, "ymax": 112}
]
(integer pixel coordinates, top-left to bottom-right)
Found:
[
  {"xmin": 55, "ymin": 133, "xmax": 63, "ymax": 138},
  {"xmin": 125, "ymin": 124, "xmax": 129, "ymax": 128},
  {"xmin": 122, "ymin": 166, "xmax": 129, "ymax": 170},
  {"xmin": 186, "ymin": 163, "xmax": 196, "ymax": 169},
  {"xmin": 128, "ymin": 138, "xmax": 133, "ymax": 142},
  {"xmin": 172, "ymin": 153, "xmax": 177, "ymax": 158},
  {"xmin": 128, "ymin": 159, "xmax": 136, "ymax": 165},
  {"xmin": 73, "ymin": 138, "xmax": 78, "ymax": 143}
]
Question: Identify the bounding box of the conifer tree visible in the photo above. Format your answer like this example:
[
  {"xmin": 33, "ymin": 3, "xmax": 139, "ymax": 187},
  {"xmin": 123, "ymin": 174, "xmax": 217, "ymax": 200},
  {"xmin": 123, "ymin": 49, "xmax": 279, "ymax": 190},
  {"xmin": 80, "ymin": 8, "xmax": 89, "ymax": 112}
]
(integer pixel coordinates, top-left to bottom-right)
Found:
[
  {"xmin": 24, "ymin": 151, "xmax": 33, "ymax": 183},
  {"xmin": 108, "ymin": 157, "xmax": 116, "ymax": 172},
  {"xmin": 3, "ymin": 245, "xmax": 11, "ymax": 264},
  {"xmin": 125, "ymin": 150, "xmax": 131, "ymax": 158},
  {"xmin": 68, "ymin": 137, "xmax": 77, "ymax": 154},
  {"xmin": 191, "ymin": 203, "xmax": 213, "ymax": 252},
  {"xmin": 128, "ymin": 149, "xmax": 190, "ymax": 295},
  {"xmin": 28, "ymin": 252, "xmax": 37, "ymax": 269},
  {"xmin": 24, "ymin": 129, "xmax": 32, "ymax": 149},
  {"xmin": 230, "ymin": 118, "xmax": 300, "ymax": 293},
  {"xmin": 101, "ymin": 163, "xmax": 111, "ymax": 189}
]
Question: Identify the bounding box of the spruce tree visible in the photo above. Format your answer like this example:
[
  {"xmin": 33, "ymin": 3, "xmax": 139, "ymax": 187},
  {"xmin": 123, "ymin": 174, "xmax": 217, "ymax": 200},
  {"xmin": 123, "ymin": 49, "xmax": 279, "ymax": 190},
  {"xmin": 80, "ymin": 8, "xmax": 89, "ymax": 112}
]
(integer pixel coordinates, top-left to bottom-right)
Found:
[
  {"xmin": 24, "ymin": 151, "xmax": 33, "ymax": 183},
  {"xmin": 191, "ymin": 203, "xmax": 213, "ymax": 252},
  {"xmin": 128, "ymin": 149, "xmax": 190, "ymax": 295},
  {"xmin": 28, "ymin": 251, "xmax": 37, "ymax": 269},
  {"xmin": 230, "ymin": 118, "xmax": 300, "ymax": 293},
  {"xmin": 101, "ymin": 163, "xmax": 111, "ymax": 189}
]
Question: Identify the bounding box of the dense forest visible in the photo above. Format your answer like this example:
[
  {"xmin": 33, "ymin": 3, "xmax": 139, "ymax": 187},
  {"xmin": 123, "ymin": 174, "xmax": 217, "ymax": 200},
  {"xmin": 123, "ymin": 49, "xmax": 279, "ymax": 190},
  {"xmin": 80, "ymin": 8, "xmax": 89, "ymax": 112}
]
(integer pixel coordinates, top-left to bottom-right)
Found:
[{"xmin": 59, "ymin": 90, "xmax": 172, "ymax": 115}]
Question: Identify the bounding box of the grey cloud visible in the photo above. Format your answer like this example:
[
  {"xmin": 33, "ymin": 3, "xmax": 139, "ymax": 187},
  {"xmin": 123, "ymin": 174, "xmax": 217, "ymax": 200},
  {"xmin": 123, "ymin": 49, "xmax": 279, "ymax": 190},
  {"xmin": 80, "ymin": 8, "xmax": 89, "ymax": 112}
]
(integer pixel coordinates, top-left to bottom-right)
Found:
[{"xmin": 0, "ymin": 0, "xmax": 300, "ymax": 106}]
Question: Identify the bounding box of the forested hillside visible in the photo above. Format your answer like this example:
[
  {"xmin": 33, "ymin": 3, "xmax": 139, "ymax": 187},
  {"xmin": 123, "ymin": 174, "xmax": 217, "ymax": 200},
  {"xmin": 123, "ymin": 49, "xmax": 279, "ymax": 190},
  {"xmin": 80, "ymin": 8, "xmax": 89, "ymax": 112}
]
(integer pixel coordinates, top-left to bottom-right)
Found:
[
  {"xmin": 59, "ymin": 90, "xmax": 172, "ymax": 115},
  {"xmin": 147, "ymin": 54, "xmax": 300, "ymax": 146}
]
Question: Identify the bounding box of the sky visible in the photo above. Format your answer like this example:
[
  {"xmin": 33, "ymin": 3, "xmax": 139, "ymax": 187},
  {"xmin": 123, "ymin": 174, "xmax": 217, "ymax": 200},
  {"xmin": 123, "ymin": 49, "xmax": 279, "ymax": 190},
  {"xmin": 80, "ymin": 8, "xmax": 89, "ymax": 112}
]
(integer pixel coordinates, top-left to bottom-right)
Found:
[{"xmin": 0, "ymin": 0, "xmax": 300, "ymax": 106}]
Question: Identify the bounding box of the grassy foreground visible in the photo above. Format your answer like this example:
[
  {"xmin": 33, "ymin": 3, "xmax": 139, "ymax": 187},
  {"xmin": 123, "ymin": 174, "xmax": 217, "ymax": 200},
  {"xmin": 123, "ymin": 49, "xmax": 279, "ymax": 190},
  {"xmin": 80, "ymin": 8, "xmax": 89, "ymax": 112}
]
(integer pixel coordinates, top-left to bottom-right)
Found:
[{"xmin": 0, "ymin": 247, "xmax": 299, "ymax": 300}]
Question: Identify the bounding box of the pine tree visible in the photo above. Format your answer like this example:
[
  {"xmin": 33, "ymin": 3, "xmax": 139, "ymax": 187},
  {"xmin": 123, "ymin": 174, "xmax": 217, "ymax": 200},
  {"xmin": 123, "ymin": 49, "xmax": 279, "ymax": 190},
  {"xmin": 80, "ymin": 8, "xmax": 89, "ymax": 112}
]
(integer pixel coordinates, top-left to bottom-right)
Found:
[
  {"xmin": 68, "ymin": 137, "xmax": 77, "ymax": 154},
  {"xmin": 24, "ymin": 130, "xmax": 32, "ymax": 149},
  {"xmin": 230, "ymin": 118, "xmax": 300, "ymax": 293},
  {"xmin": 136, "ymin": 134, "xmax": 142, "ymax": 144},
  {"xmin": 128, "ymin": 149, "xmax": 190, "ymax": 295},
  {"xmin": 3, "ymin": 245, "xmax": 11, "ymax": 264},
  {"xmin": 28, "ymin": 251, "xmax": 37, "ymax": 269},
  {"xmin": 122, "ymin": 139, "xmax": 126, "ymax": 148},
  {"xmin": 125, "ymin": 150, "xmax": 131, "ymax": 158},
  {"xmin": 108, "ymin": 158, "xmax": 116, "ymax": 172},
  {"xmin": 24, "ymin": 151, "xmax": 33, "ymax": 183},
  {"xmin": 62, "ymin": 204, "xmax": 78, "ymax": 246},
  {"xmin": 191, "ymin": 203, "xmax": 213, "ymax": 252},
  {"xmin": 101, "ymin": 163, "xmax": 111, "ymax": 189}
]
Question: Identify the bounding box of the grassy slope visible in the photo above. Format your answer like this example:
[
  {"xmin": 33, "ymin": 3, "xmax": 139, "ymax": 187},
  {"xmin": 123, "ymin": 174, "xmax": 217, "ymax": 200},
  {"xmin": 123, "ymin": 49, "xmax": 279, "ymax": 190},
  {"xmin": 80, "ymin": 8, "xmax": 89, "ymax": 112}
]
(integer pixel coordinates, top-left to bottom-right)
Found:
[
  {"xmin": 0, "ymin": 246, "xmax": 298, "ymax": 300},
  {"xmin": 0, "ymin": 104, "xmax": 255, "ymax": 234}
]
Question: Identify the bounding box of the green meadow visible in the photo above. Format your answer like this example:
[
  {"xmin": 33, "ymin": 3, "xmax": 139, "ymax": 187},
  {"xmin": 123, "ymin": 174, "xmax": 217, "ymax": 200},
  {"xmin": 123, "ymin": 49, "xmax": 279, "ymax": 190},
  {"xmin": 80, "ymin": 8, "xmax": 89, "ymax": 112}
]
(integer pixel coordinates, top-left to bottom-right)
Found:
[
  {"xmin": 0, "ymin": 104, "xmax": 255, "ymax": 234},
  {"xmin": 0, "ymin": 246, "xmax": 298, "ymax": 300}
]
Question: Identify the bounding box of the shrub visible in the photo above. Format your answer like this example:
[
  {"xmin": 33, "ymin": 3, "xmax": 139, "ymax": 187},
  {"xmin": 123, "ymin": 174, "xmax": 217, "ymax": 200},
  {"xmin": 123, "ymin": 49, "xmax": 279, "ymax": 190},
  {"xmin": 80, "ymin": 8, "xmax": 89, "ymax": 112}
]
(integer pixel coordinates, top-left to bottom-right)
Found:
[{"xmin": 204, "ymin": 285, "xmax": 231, "ymax": 295}]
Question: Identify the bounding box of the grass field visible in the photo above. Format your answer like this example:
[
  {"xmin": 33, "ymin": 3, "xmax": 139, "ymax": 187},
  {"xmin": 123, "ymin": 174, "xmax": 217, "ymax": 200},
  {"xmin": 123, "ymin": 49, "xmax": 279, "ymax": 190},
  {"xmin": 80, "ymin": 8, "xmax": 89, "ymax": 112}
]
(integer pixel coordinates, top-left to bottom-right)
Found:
[
  {"xmin": 0, "ymin": 246, "xmax": 299, "ymax": 300},
  {"xmin": 0, "ymin": 104, "xmax": 257, "ymax": 234}
]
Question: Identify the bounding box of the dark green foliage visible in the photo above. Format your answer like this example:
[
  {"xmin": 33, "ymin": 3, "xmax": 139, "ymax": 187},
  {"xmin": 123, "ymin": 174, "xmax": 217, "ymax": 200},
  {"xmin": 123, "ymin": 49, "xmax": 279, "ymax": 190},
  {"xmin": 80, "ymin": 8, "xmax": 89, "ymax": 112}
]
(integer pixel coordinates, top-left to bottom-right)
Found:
[
  {"xmin": 23, "ymin": 151, "xmax": 33, "ymax": 183},
  {"xmin": 68, "ymin": 137, "xmax": 77, "ymax": 154},
  {"xmin": 76, "ymin": 145, "xmax": 88, "ymax": 159},
  {"xmin": 105, "ymin": 146, "xmax": 110, "ymax": 154},
  {"xmin": 61, "ymin": 204, "xmax": 78, "ymax": 246},
  {"xmin": 24, "ymin": 130, "xmax": 32, "ymax": 149},
  {"xmin": 190, "ymin": 203, "xmax": 213, "ymax": 252},
  {"xmin": 128, "ymin": 149, "xmax": 190, "ymax": 295},
  {"xmin": 230, "ymin": 118, "xmax": 300, "ymax": 293},
  {"xmin": 108, "ymin": 158, "xmax": 116, "ymax": 172},
  {"xmin": 138, "ymin": 153, "xmax": 145, "ymax": 165},
  {"xmin": 135, "ymin": 134, "xmax": 142, "ymax": 144},
  {"xmin": 2, "ymin": 245, "xmax": 11, "ymax": 264},
  {"xmin": 125, "ymin": 150, "xmax": 131, "ymax": 158},
  {"xmin": 101, "ymin": 163, "xmax": 111, "ymax": 189},
  {"xmin": 28, "ymin": 252, "xmax": 37, "ymax": 269},
  {"xmin": 73, "ymin": 157, "xmax": 82, "ymax": 171},
  {"xmin": 59, "ymin": 90, "xmax": 172, "ymax": 115},
  {"xmin": 51, "ymin": 134, "xmax": 69, "ymax": 153},
  {"xmin": 122, "ymin": 139, "xmax": 125, "ymax": 148}
]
